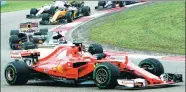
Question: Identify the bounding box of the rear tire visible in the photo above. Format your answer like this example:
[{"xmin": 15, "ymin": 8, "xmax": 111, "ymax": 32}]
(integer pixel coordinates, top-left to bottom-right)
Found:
[
  {"xmin": 82, "ymin": 6, "xmax": 90, "ymax": 16},
  {"xmin": 42, "ymin": 13, "xmax": 50, "ymax": 21},
  {"xmin": 93, "ymin": 62, "xmax": 120, "ymax": 89},
  {"xmin": 4, "ymin": 61, "xmax": 29, "ymax": 85},
  {"xmin": 10, "ymin": 30, "xmax": 19, "ymax": 36},
  {"xmin": 138, "ymin": 58, "xmax": 164, "ymax": 76},
  {"xmin": 49, "ymin": 6, "xmax": 56, "ymax": 15},
  {"xmin": 66, "ymin": 11, "xmax": 73, "ymax": 23},
  {"xmin": 88, "ymin": 44, "xmax": 103, "ymax": 55},
  {"xmin": 112, "ymin": 1, "xmax": 116, "ymax": 8},
  {"xmin": 9, "ymin": 35, "xmax": 19, "ymax": 44},
  {"xmin": 9, "ymin": 35, "xmax": 19, "ymax": 49},
  {"xmin": 94, "ymin": 53, "xmax": 106, "ymax": 60}
]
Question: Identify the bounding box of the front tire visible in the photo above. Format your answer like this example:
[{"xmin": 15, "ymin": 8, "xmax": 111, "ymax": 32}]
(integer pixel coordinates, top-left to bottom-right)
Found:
[
  {"xmin": 98, "ymin": 1, "xmax": 106, "ymax": 7},
  {"xmin": 9, "ymin": 35, "xmax": 19, "ymax": 44},
  {"xmin": 118, "ymin": 1, "xmax": 125, "ymax": 7},
  {"xmin": 138, "ymin": 58, "xmax": 164, "ymax": 76},
  {"xmin": 66, "ymin": 11, "xmax": 73, "ymax": 23},
  {"xmin": 42, "ymin": 13, "xmax": 50, "ymax": 21},
  {"xmin": 82, "ymin": 6, "xmax": 90, "ymax": 16},
  {"xmin": 39, "ymin": 28, "xmax": 48, "ymax": 35},
  {"xmin": 112, "ymin": 1, "xmax": 116, "ymax": 8},
  {"xmin": 30, "ymin": 8, "xmax": 38, "ymax": 15},
  {"xmin": 5, "ymin": 61, "xmax": 29, "ymax": 85},
  {"xmin": 21, "ymin": 42, "xmax": 36, "ymax": 50},
  {"xmin": 88, "ymin": 44, "xmax": 103, "ymax": 55},
  {"xmin": 93, "ymin": 62, "xmax": 120, "ymax": 89}
]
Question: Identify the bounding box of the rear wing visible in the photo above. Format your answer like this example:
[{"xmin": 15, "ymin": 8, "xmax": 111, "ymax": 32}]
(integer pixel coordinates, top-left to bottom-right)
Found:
[{"xmin": 20, "ymin": 22, "xmax": 38, "ymax": 28}]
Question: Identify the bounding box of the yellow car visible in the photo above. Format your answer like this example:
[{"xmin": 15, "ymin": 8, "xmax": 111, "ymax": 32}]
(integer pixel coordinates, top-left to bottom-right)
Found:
[{"xmin": 39, "ymin": 2, "xmax": 90, "ymax": 25}]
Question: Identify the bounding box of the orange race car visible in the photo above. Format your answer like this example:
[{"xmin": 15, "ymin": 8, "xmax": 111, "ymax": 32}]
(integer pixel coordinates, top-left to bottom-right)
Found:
[
  {"xmin": 39, "ymin": 1, "xmax": 90, "ymax": 25},
  {"xmin": 5, "ymin": 43, "xmax": 182, "ymax": 89}
]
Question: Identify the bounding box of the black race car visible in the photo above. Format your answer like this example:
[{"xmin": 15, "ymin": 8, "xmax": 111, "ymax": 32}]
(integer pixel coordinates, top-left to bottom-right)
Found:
[
  {"xmin": 95, "ymin": 1, "xmax": 139, "ymax": 10},
  {"xmin": 95, "ymin": 1, "xmax": 125, "ymax": 9},
  {"xmin": 9, "ymin": 22, "xmax": 48, "ymax": 50}
]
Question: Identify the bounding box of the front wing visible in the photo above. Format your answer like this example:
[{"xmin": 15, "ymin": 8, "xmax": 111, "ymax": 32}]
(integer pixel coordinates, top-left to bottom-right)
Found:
[
  {"xmin": 117, "ymin": 73, "xmax": 183, "ymax": 88},
  {"xmin": 26, "ymin": 14, "xmax": 42, "ymax": 19}
]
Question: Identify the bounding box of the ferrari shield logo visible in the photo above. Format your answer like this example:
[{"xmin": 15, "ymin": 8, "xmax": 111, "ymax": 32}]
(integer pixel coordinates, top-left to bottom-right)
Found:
[{"xmin": 57, "ymin": 65, "xmax": 64, "ymax": 73}]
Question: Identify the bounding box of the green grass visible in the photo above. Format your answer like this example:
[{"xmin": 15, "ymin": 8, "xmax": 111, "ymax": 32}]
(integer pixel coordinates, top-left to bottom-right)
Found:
[
  {"xmin": 90, "ymin": 2, "xmax": 185, "ymax": 55},
  {"xmin": 1, "ymin": 1, "xmax": 51, "ymax": 13}
]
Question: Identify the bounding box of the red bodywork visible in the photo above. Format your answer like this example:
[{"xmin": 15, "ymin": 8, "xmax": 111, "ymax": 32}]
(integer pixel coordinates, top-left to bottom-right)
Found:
[{"xmin": 10, "ymin": 45, "xmax": 164, "ymax": 85}]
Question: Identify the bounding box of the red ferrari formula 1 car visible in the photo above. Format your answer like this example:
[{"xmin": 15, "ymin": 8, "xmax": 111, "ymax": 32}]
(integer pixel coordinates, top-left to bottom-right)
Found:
[{"xmin": 5, "ymin": 43, "xmax": 183, "ymax": 89}]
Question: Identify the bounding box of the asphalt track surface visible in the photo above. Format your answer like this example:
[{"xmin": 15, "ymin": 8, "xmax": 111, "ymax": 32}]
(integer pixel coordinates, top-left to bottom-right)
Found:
[{"xmin": 1, "ymin": 1, "xmax": 185, "ymax": 92}]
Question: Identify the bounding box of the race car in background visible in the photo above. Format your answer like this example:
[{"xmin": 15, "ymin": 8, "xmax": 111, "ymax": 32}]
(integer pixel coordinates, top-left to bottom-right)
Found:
[
  {"xmin": 9, "ymin": 22, "xmax": 48, "ymax": 50},
  {"xmin": 125, "ymin": 1, "xmax": 139, "ymax": 5},
  {"xmin": 37, "ymin": 31, "xmax": 71, "ymax": 48},
  {"xmin": 5, "ymin": 43, "xmax": 183, "ymax": 89},
  {"xmin": 95, "ymin": 1, "xmax": 125, "ymax": 9},
  {"xmin": 39, "ymin": 1, "xmax": 90, "ymax": 25},
  {"xmin": 95, "ymin": 1, "xmax": 138, "ymax": 10},
  {"xmin": 26, "ymin": 1, "xmax": 65, "ymax": 19}
]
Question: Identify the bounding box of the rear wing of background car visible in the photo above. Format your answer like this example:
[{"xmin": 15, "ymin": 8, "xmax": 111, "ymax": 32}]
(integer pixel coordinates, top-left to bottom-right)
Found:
[{"xmin": 20, "ymin": 22, "xmax": 38, "ymax": 29}]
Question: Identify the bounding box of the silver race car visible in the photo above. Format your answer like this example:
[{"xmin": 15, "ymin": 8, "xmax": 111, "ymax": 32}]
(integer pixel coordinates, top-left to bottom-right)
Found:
[{"xmin": 26, "ymin": 1, "xmax": 66, "ymax": 19}]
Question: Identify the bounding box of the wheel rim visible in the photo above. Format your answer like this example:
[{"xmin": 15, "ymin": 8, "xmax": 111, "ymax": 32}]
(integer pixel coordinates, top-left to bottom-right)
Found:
[
  {"xmin": 96, "ymin": 68, "xmax": 108, "ymax": 84},
  {"xmin": 6, "ymin": 67, "xmax": 15, "ymax": 81}
]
